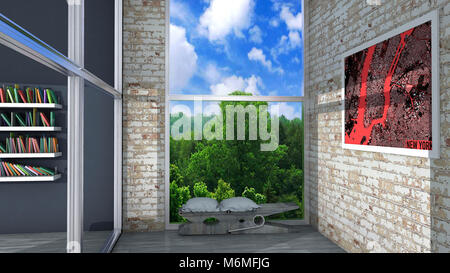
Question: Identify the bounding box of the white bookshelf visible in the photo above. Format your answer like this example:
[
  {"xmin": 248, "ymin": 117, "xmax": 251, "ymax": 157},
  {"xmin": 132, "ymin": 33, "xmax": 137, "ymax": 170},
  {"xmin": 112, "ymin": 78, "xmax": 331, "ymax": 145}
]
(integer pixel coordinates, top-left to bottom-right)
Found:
[
  {"xmin": 0, "ymin": 152, "xmax": 62, "ymax": 158},
  {"xmin": 0, "ymin": 96, "xmax": 63, "ymax": 183},
  {"xmin": 0, "ymin": 126, "xmax": 61, "ymax": 132},
  {"xmin": 0, "ymin": 103, "xmax": 62, "ymax": 109},
  {"xmin": 0, "ymin": 174, "xmax": 61, "ymax": 182}
]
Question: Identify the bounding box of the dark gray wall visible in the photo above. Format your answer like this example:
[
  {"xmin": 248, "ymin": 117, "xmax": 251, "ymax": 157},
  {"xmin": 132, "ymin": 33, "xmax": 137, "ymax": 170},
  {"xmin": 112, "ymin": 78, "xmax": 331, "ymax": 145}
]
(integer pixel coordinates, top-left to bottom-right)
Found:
[
  {"xmin": 85, "ymin": 0, "xmax": 115, "ymax": 86},
  {"xmin": 0, "ymin": 0, "xmax": 115, "ymax": 234}
]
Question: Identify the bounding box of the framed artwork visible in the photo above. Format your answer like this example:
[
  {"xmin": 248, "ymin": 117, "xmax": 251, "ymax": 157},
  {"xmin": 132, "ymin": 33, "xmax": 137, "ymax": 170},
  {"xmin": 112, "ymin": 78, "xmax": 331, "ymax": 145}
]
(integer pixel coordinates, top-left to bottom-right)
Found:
[{"xmin": 342, "ymin": 10, "xmax": 440, "ymax": 158}]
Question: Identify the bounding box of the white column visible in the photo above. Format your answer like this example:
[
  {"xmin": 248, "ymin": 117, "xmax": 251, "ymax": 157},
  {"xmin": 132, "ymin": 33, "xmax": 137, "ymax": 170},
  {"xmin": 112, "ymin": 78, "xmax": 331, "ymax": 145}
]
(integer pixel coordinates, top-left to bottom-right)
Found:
[
  {"xmin": 66, "ymin": 0, "xmax": 84, "ymax": 253},
  {"xmin": 114, "ymin": 0, "xmax": 123, "ymax": 234}
]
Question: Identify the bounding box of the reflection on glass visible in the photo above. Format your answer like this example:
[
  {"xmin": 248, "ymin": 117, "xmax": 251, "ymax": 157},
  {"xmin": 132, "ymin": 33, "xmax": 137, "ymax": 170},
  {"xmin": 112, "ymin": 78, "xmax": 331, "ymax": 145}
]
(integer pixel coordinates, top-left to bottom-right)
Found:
[
  {"xmin": 169, "ymin": 95, "xmax": 304, "ymax": 223},
  {"xmin": 82, "ymin": 82, "xmax": 114, "ymax": 252}
]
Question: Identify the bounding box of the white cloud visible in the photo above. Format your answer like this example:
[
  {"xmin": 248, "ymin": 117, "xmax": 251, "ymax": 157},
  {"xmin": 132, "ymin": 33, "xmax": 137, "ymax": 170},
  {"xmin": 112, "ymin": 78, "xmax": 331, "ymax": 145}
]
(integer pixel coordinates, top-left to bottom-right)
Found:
[
  {"xmin": 269, "ymin": 18, "xmax": 279, "ymax": 27},
  {"xmin": 210, "ymin": 75, "xmax": 263, "ymax": 96},
  {"xmin": 280, "ymin": 5, "xmax": 303, "ymax": 31},
  {"xmin": 248, "ymin": 48, "xmax": 272, "ymax": 70},
  {"xmin": 248, "ymin": 47, "xmax": 284, "ymax": 75},
  {"xmin": 202, "ymin": 63, "xmax": 223, "ymax": 84},
  {"xmin": 270, "ymin": 102, "xmax": 301, "ymax": 120},
  {"xmin": 271, "ymin": 31, "xmax": 302, "ymax": 59},
  {"xmin": 170, "ymin": 24, "xmax": 198, "ymax": 91},
  {"xmin": 170, "ymin": 0, "xmax": 195, "ymax": 25},
  {"xmin": 249, "ymin": 25, "xmax": 263, "ymax": 44},
  {"xmin": 288, "ymin": 31, "xmax": 301, "ymax": 47},
  {"xmin": 270, "ymin": 5, "xmax": 303, "ymax": 59},
  {"xmin": 270, "ymin": 0, "xmax": 283, "ymax": 11},
  {"xmin": 198, "ymin": 0, "xmax": 255, "ymax": 42}
]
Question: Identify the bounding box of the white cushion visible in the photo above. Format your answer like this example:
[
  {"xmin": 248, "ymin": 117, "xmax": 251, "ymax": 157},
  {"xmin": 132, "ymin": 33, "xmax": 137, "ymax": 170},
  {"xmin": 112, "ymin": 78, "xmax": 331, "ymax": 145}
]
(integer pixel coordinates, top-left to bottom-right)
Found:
[
  {"xmin": 181, "ymin": 197, "xmax": 219, "ymax": 212},
  {"xmin": 218, "ymin": 197, "xmax": 260, "ymax": 212}
]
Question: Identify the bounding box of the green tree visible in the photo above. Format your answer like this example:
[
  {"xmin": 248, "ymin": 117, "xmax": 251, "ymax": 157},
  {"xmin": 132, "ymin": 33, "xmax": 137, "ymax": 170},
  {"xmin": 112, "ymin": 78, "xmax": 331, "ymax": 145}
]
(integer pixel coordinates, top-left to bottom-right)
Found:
[
  {"xmin": 170, "ymin": 164, "xmax": 184, "ymax": 186},
  {"xmin": 242, "ymin": 186, "xmax": 267, "ymax": 204},
  {"xmin": 212, "ymin": 179, "xmax": 235, "ymax": 202},
  {"xmin": 193, "ymin": 181, "xmax": 212, "ymax": 198},
  {"xmin": 169, "ymin": 180, "xmax": 191, "ymax": 222}
]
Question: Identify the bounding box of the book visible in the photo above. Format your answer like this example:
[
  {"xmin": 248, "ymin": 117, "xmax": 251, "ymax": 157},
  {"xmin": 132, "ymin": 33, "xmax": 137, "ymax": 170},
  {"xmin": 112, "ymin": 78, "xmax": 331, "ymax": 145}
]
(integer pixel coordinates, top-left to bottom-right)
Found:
[
  {"xmin": 0, "ymin": 161, "xmax": 57, "ymax": 177},
  {"xmin": 39, "ymin": 137, "xmax": 44, "ymax": 153},
  {"xmin": 32, "ymin": 108, "xmax": 37, "ymax": 126},
  {"xmin": 26, "ymin": 88, "xmax": 31, "ymax": 103},
  {"xmin": 1, "ymin": 113, "xmax": 11, "ymax": 126},
  {"xmin": 35, "ymin": 88, "xmax": 42, "ymax": 103},
  {"xmin": 15, "ymin": 113, "xmax": 26, "ymax": 127},
  {"xmin": 0, "ymin": 88, "xmax": 5, "ymax": 103},
  {"xmin": 40, "ymin": 112, "xmax": 50, "ymax": 127},
  {"xmin": 24, "ymin": 166, "xmax": 37, "ymax": 176},
  {"xmin": 13, "ymin": 88, "xmax": 19, "ymax": 103},
  {"xmin": 48, "ymin": 89, "xmax": 58, "ymax": 104},
  {"xmin": 6, "ymin": 88, "xmax": 14, "ymax": 103},
  {"xmin": 9, "ymin": 163, "xmax": 20, "ymax": 176},
  {"xmin": 18, "ymin": 90, "xmax": 27, "ymax": 103},
  {"xmin": 2, "ymin": 162, "xmax": 10, "ymax": 176},
  {"xmin": 50, "ymin": 112, "xmax": 55, "ymax": 126}
]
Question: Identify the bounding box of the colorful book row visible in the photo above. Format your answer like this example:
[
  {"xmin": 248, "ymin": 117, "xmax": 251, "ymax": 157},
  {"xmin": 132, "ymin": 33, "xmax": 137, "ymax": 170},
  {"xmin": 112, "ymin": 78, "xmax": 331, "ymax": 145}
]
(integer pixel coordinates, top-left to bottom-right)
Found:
[
  {"xmin": 0, "ymin": 161, "xmax": 56, "ymax": 177},
  {"xmin": 0, "ymin": 136, "xmax": 59, "ymax": 154},
  {"xmin": 0, "ymin": 85, "xmax": 59, "ymax": 104},
  {"xmin": 0, "ymin": 111, "xmax": 55, "ymax": 127}
]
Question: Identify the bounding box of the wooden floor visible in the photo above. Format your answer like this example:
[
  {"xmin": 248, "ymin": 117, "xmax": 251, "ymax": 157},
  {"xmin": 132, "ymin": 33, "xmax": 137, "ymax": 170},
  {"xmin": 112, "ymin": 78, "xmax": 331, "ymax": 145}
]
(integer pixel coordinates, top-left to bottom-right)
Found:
[
  {"xmin": 113, "ymin": 226, "xmax": 345, "ymax": 253},
  {"xmin": 0, "ymin": 231, "xmax": 112, "ymax": 253}
]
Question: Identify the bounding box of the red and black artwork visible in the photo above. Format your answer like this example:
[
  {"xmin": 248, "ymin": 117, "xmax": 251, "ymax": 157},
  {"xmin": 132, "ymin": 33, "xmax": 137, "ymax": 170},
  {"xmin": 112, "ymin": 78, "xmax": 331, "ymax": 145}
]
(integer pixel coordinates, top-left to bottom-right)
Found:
[{"xmin": 345, "ymin": 21, "xmax": 432, "ymax": 150}]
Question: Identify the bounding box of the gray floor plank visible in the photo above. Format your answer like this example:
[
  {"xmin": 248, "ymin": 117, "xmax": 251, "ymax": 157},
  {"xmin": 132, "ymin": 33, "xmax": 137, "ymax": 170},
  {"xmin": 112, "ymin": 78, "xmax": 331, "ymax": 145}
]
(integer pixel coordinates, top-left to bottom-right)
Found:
[
  {"xmin": 113, "ymin": 226, "xmax": 345, "ymax": 253},
  {"xmin": 0, "ymin": 231, "xmax": 112, "ymax": 253}
]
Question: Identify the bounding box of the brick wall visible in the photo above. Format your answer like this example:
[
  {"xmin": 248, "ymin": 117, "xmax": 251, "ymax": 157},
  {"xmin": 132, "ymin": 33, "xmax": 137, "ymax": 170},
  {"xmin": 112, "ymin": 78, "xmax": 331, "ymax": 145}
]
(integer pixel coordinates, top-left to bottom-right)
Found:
[
  {"xmin": 122, "ymin": 0, "xmax": 166, "ymax": 231},
  {"xmin": 304, "ymin": 0, "xmax": 449, "ymax": 252}
]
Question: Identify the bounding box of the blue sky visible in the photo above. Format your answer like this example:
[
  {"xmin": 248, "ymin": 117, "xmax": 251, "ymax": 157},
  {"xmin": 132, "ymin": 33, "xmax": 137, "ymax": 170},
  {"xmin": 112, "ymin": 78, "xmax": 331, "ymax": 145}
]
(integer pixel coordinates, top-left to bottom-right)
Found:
[{"xmin": 169, "ymin": 0, "xmax": 303, "ymax": 98}]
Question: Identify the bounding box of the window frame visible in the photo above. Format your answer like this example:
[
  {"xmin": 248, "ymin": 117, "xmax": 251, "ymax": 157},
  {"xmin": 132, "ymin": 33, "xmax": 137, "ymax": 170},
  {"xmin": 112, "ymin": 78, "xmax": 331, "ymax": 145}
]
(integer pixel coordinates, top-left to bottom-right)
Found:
[{"xmin": 164, "ymin": 0, "xmax": 308, "ymax": 230}]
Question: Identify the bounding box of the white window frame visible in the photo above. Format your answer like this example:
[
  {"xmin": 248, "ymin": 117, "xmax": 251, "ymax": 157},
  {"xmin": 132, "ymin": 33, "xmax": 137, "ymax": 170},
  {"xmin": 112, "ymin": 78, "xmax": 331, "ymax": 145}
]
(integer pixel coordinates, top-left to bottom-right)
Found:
[{"xmin": 164, "ymin": 0, "xmax": 308, "ymax": 230}]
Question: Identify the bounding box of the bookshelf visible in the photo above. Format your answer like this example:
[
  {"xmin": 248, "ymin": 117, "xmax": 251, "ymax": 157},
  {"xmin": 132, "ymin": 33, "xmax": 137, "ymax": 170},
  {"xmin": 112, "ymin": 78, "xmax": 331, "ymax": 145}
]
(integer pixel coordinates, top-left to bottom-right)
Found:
[
  {"xmin": 0, "ymin": 152, "xmax": 62, "ymax": 158},
  {"xmin": 0, "ymin": 86, "xmax": 62, "ymax": 182},
  {"xmin": 0, "ymin": 103, "xmax": 62, "ymax": 109},
  {"xmin": 0, "ymin": 126, "xmax": 62, "ymax": 132},
  {"xmin": 0, "ymin": 174, "xmax": 61, "ymax": 182}
]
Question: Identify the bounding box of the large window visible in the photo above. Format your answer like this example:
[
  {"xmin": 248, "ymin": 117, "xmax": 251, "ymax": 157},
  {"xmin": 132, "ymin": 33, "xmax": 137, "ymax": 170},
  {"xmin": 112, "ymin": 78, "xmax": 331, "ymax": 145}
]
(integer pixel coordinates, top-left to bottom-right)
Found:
[{"xmin": 167, "ymin": 0, "xmax": 304, "ymax": 225}]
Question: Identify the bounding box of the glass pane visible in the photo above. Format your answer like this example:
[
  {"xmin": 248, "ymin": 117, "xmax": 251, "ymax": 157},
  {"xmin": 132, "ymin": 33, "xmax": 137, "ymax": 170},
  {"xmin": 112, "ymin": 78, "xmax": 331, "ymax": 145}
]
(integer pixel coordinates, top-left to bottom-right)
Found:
[
  {"xmin": 85, "ymin": 0, "xmax": 115, "ymax": 87},
  {"xmin": 169, "ymin": 99, "xmax": 304, "ymax": 224},
  {"xmin": 0, "ymin": 0, "xmax": 68, "ymax": 56},
  {"xmin": 0, "ymin": 44, "xmax": 67, "ymax": 253},
  {"xmin": 83, "ymin": 82, "xmax": 114, "ymax": 252},
  {"xmin": 169, "ymin": 0, "xmax": 303, "ymax": 96}
]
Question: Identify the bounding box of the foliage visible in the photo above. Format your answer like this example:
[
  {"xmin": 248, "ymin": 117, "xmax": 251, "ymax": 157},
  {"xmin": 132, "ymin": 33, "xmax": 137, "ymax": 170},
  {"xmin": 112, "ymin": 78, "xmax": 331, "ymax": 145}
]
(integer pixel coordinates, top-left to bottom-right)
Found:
[
  {"xmin": 170, "ymin": 164, "xmax": 184, "ymax": 186},
  {"xmin": 169, "ymin": 178, "xmax": 191, "ymax": 223},
  {"xmin": 242, "ymin": 187, "xmax": 267, "ymax": 204},
  {"xmin": 193, "ymin": 181, "xmax": 212, "ymax": 198},
  {"xmin": 211, "ymin": 179, "xmax": 235, "ymax": 202},
  {"xmin": 269, "ymin": 194, "xmax": 304, "ymax": 219}
]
